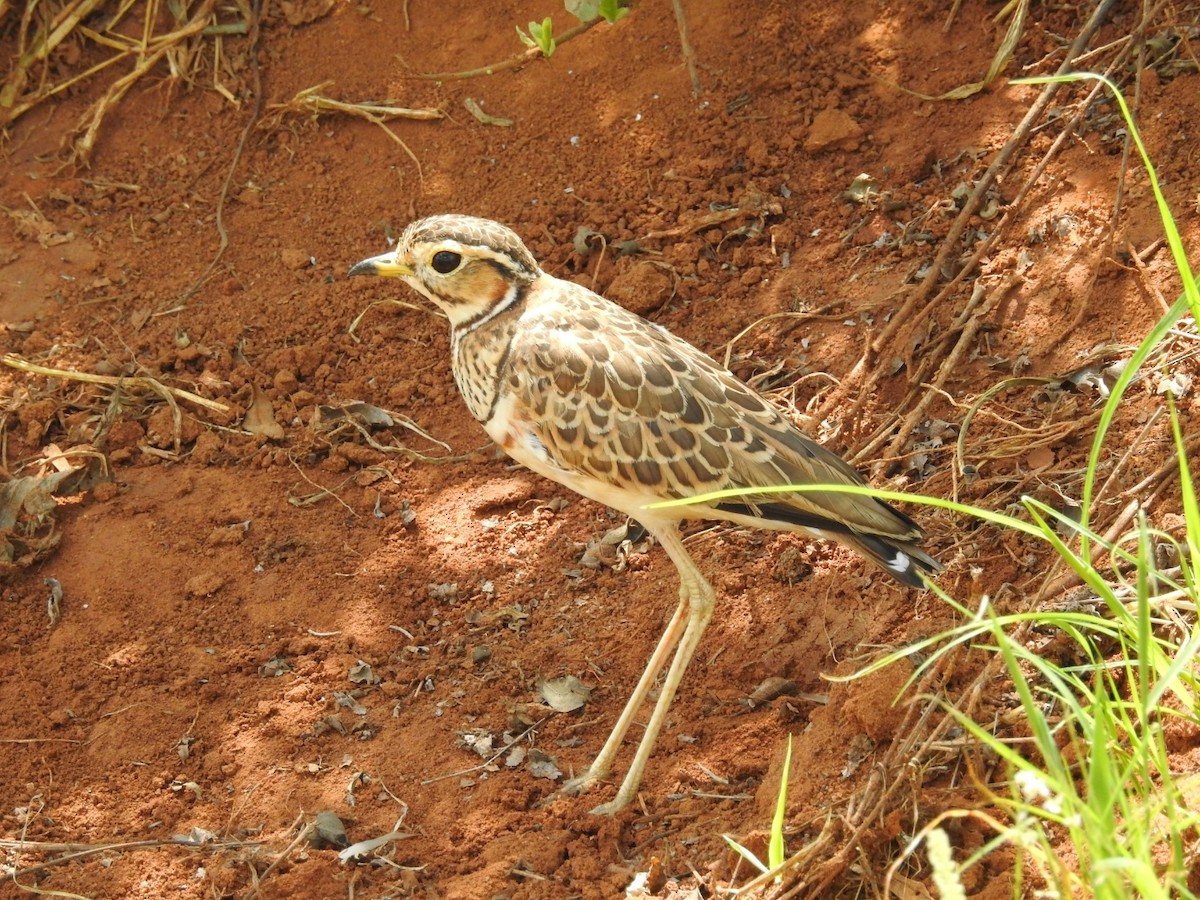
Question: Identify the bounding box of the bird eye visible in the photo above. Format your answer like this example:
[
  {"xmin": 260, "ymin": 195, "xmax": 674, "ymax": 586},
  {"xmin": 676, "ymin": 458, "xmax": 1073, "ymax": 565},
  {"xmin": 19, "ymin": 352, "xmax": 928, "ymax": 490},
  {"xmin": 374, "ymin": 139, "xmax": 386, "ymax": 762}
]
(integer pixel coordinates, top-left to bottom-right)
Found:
[{"xmin": 430, "ymin": 250, "xmax": 462, "ymax": 274}]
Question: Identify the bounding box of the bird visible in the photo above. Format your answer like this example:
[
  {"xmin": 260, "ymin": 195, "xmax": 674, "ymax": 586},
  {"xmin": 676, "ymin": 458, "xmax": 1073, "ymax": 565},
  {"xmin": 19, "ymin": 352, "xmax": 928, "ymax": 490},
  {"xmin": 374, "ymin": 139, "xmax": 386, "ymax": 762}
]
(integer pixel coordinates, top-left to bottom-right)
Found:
[{"xmin": 349, "ymin": 214, "xmax": 940, "ymax": 814}]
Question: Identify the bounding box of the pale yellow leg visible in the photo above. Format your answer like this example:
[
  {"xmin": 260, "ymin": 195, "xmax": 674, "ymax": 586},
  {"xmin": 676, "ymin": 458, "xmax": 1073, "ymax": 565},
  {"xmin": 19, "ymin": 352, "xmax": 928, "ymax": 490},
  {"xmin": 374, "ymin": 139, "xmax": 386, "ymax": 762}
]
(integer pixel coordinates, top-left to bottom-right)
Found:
[{"xmin": 562, "ymin": 525, "xmax": 716, "ymax": 815}]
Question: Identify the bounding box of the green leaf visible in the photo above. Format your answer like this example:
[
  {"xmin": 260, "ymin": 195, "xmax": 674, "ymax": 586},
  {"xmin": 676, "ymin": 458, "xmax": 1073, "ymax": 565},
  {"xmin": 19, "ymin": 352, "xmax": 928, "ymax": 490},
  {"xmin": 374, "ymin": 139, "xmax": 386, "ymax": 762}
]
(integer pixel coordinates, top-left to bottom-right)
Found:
[
  {"xmin": 564, "ymin": 0, "xmax": 600, "ymax": 22},
  {"xmin": 528, "ymin": 17, "xmax": 556, "ymax": 57},
  {"xmin": 598, "ymin": 0, "xmax": 629, "ymax": 22},
  {"xmin": 722, "ymin": 835, "xmax": 769, "ymax": 875},
  {"xmin": 515, "ymin": 25, "xmax": 537, "ymax": 49}
]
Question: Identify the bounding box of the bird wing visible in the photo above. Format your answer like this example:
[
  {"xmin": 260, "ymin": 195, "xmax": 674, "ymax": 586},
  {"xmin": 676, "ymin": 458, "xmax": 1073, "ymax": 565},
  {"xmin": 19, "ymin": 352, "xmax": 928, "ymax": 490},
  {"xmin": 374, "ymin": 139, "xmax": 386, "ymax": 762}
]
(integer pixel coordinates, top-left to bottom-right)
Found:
[{"xmin": 499, "ymin": 285, "xmax": 920, "ymax": 543}]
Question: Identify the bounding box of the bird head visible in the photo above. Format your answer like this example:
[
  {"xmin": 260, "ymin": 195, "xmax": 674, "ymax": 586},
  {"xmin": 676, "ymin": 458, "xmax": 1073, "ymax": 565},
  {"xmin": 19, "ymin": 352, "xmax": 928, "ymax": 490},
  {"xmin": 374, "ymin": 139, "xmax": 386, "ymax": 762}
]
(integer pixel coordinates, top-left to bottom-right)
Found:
[{"xmin": 349, "ymin": 214, "xmax": 542, "ymax": 328}]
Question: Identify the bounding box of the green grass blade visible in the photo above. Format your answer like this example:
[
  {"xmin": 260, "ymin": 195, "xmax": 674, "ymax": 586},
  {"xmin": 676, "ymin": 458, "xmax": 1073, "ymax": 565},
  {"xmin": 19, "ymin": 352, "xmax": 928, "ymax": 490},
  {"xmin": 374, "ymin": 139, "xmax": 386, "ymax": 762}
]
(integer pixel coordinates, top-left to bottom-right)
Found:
[
  {"xmin": 769, "ymin": 734, "xmax": 792, "ymax": 874},
  {"xmin": 722, "ymin": 834, "xmax": 768, "ymax": 875}
]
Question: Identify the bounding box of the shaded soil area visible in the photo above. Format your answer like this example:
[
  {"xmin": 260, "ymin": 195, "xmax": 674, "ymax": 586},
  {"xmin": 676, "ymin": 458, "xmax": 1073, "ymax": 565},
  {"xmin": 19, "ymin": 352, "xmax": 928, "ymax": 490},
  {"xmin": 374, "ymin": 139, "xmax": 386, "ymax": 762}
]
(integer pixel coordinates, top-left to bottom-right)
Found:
[{"xmin": 2, "ymin": 1, "xmax": 1198, "ymax": 897}]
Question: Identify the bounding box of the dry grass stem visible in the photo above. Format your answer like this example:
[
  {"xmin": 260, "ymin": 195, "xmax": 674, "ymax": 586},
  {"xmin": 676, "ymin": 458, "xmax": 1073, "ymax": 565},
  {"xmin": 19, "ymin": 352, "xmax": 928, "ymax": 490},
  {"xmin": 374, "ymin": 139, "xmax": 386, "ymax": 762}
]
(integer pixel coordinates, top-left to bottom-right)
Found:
[
  {"xmin": 172, "ymin": 0, "xmax": 262, "ymax": 306},
  {"xmin": 851, "ymin": 273, "xmax": 1020, "ymax": 466},
  {"xmin": 419, "ymin": 721, "xmax": 543, "ymax": 785},
  {"xmin": 3, "ymin": 353, "xmax": 229, "ymax": 414},
  {"xmin": 6, "ymin": 835, "xmax": 265, "ymax": 880},
  {"xmin": 640, "ymin": 188, "xmax": 781, "ymax": 241},
  {"xmin": 810, "ymin": 1, "xmax": 1123, "ymax": 463},
  {"xmin": 242, "ymin": 814, "xmax": 313, "ymax": 900},
  {"xmin": 333, "ymin": 417, "xmax": 475, "ymax": 465},
  {"xmin": 277, "ymin": 86, "xmax": 443, "ymax": 122},
  {"xmin": 263, "ymin": 82, "xmax": 440, "ymax": 181},
  {"xmin": 872, "ymin": 0, "xmax": 1119, "ymax": 357},
  {"xmin": 73, "ymin": 1, "xmax": 219, "ymax": 161},
  {"xmin": 669, "ymin": 0, "xmax": 702, "ymax": 95},
  {"xmin": 0, "ymin": 0, "xmax": 263, "ymax": 161}
]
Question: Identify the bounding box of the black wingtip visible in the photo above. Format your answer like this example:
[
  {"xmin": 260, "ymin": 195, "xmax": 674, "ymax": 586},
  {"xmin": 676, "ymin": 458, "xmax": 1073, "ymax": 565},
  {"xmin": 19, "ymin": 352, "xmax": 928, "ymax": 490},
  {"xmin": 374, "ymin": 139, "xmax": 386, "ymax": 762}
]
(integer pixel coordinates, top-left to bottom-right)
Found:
[
  {"xmin": 712, "ymin": 501, "xmax": 939, "ymax": 588},
  {"xmin": 854, "ymin": 533, "xmax": 942, "ymax": 588}
]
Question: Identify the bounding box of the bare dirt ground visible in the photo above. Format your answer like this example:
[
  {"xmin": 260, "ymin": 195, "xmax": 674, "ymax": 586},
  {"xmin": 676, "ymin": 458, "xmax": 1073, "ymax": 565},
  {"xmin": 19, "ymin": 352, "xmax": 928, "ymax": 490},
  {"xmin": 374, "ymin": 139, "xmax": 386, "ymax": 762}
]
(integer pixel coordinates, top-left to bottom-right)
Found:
[{"xmin": 2, "ymin": 1, "xmax": 1199, "ymax": 897}]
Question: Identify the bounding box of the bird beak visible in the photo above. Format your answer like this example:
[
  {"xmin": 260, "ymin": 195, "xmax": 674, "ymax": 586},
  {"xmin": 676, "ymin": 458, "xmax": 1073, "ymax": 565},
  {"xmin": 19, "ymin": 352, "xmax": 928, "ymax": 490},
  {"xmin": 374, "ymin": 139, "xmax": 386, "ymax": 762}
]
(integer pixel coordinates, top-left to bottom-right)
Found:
[{"xmin": 348, "ymin": 251, "xmax": 414, "ymax": 278}]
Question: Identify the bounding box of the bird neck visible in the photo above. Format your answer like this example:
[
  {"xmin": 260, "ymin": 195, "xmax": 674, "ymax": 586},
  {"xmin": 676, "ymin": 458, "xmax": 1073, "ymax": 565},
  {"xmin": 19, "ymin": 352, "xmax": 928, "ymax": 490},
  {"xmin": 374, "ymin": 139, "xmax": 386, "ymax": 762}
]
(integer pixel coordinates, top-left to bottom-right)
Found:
[{"xmin": 450, "ymin": 287, "xmax": 528, "ymax": 424}]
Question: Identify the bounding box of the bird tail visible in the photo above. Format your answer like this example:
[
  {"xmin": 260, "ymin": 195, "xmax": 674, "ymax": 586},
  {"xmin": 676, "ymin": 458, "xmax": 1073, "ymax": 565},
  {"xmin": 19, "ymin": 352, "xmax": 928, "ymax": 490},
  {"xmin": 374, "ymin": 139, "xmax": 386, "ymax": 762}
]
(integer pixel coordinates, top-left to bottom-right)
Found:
[
  {"xmin": 843, "ymin": 532, "xmax": 942, "ymax": 589},
  {"xmin": 715, "ymin": 498, "xmax": 941, "ymax": 588}
]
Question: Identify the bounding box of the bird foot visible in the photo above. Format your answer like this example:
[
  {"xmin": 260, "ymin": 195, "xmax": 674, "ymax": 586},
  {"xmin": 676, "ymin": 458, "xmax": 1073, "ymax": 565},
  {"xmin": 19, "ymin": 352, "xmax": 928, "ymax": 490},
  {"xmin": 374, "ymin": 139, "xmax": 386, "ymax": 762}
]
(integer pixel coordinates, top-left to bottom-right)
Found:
[
  {"xmin": 546, "ymin": 770, "xmax": 600, "ymax": 803},
  {"xmin": 586, "ymin": 798, "xmax": 627, "ymax": 816},
  {"xmin": 541, "ymin": 769, "xmax": 628, "ymax": 814},
  {"xmin": 559, "ymin": 771, "xmax": 597, "ymax": 796},
  {"xmin": 542, "ymin": 771, "xmax": 635, "ymax": 815}
]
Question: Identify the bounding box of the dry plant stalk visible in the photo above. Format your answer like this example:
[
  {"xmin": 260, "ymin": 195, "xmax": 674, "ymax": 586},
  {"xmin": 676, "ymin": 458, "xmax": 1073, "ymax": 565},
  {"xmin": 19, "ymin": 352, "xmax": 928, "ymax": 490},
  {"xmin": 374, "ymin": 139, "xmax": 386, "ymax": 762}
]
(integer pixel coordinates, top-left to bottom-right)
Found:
[
  {"xmin": 262, "ymin": 82, "xmax": 443, "ymax": 180},
  {"xmin": 3, "ymin": 351, "xmax": 230, "ymax": 455},
  {"xmin": 72, "ymin": 0, "xmax": 219, "ymax": 161},
  {"xmin": 3, "ymin": 353, "xmax": 229, "ymax": 414},
  {"xmin": 4, "ymin": 834, "xmax": 266, "ymax": 882},
  {"xmin": 813, "ymin": 0, "xmax": 1123, "ymax": 465},
  {"xmin": 0, "ymin": 0, "xmax": 108, "ymax": 115},
  {"xmin": 267, "ymin": 82, "xmax": 443, "ymax": 123},
  {"xmin": 0, "ymin": 0, "xmax": 242, "ymax": 162}
]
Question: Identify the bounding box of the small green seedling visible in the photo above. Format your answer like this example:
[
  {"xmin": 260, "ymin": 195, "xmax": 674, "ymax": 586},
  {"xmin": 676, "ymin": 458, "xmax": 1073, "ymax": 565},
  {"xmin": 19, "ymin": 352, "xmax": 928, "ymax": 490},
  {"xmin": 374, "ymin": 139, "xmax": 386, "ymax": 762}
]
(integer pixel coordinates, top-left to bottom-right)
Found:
[
  {"xmin": 518, "ymin": 2, "xmax": 629, "ymax": 60},
  {"xmin": 724, "ymin": 734, "xmax": 792, "ymax": 883},
  {"xmin": 517, "ymin": 17, "xmax": 556, "ymax": 57}
]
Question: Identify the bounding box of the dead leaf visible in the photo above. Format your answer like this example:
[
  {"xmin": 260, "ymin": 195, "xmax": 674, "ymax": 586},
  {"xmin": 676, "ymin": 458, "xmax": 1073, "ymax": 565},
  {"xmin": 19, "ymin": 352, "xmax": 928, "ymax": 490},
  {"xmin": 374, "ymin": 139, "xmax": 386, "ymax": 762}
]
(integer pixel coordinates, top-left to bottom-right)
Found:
[
  {"xmin": 887, "ymin": 870, "xmax": 935, "ymax": 900},
  {"xmin": 258, "ymin": 656, "xmax": 291, "ymax": 677},
  {"xmin": 335, "ymin": 691, "xmax": 368, "ymax": 716},
  {"xmin": 538, "ymin": 675, "xmax": 591, "ymax": 712},
  {"xmin": 310, "ymin": 810, "xmax": 349, "ymax": 850},
  {"xmin": 176, "ymin": 826, "xmax": 218, "ymax": 845},
  {"xmin": 243, "ymin": 384, "xmax": 284, "ymax": 440},
  {"xmin": 525, "ymin": 749, "xmax": 562, "ymax": 781},
  {"xmin": 337, "ymin": 827, "xmax": 413, "ymax": 863},
  {"xmin": 0, "ymin": 454, "xmax": 107, "ymax": 570},
  {"xmin": 509, "ymin": 702, "xmax": 555, "ymax": 729},
  {"xmin": 311, "ymin": 401, "xmax": 395, "ymax": 430},
  {"xmin": 8, "ymin": 209, "xmax": 74, "ymax": 247},
  {"xmin": 580, "ymin": 523, "xmax": 648, "ymax": 572},
  {"xmin": 460, "ymin": 730, "xmax": 496, "ymax": 758},
  {"xmin": 746, "ymin": 676, "xmax": 800, "ymax": 708},
  {"xmin": 464, "ymin": 97, "xmax": 513, "ymax": 127},
  {"xmin": 314, "ymin": 714, "xmax": 346, "ymax": 736},
  {"xmin": 1025, "ymin": 446, "xmax": 1055, "ymax": 470},
  {"xmin": 130, "ymin": 306, "xmax": 153, "ymax": 330},
  {"xmin": 348, "ymin": 660, "xmax": 379, "ymax": 685}
]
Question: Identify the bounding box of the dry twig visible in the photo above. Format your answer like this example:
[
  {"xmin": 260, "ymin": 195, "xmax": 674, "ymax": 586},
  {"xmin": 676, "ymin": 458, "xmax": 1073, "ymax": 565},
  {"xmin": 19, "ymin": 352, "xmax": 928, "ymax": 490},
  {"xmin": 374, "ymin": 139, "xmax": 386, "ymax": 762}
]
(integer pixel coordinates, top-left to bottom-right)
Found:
[
  {"xmin": 6, "ymin": 834, "xmax": 265, "ymax": 881},
  {"xmin": 669, "ymin": 0, "xmax": 702, "ymax": 95},
  {"xmin": 262, "ymin": 81, "xmax": 441, "ymax": 182},
  {"xmin": 3, "ymin": 354, "xmax": 229, "ymax": 414}
]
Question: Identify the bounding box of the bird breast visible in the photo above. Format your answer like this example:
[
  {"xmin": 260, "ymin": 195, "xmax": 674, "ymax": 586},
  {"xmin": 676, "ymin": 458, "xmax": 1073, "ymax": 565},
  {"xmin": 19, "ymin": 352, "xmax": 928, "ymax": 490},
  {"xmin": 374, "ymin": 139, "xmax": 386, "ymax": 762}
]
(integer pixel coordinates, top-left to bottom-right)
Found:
[{"xmin": 451, "ymin": 313, "xmax": 521, "ymax": 423}]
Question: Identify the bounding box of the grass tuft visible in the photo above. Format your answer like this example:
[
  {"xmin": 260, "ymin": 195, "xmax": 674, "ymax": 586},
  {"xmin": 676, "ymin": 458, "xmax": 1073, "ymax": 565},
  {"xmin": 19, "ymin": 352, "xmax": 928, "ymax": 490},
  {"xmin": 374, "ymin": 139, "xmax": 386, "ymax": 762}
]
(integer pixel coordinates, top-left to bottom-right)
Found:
[{"xmin": 656, "ymin": 70, "xmax": 1200, "ymax": 897}]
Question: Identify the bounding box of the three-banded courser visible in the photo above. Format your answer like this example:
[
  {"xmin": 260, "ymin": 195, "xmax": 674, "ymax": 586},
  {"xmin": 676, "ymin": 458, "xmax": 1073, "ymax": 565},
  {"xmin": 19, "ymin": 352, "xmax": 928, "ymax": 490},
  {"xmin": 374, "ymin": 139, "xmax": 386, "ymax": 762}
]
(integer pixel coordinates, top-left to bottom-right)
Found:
[{"xmin": 350, "ymin": 214, "xmax": 940, "ymax": 814}]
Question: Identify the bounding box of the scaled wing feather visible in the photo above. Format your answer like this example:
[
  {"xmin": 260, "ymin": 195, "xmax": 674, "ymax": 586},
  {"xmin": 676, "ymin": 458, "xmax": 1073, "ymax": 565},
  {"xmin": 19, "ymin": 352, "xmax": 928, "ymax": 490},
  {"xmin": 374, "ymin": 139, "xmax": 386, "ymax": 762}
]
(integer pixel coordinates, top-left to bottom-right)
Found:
[{"xmin": 503, "ymin": 284, "xmax": 919, "ymax": 544}]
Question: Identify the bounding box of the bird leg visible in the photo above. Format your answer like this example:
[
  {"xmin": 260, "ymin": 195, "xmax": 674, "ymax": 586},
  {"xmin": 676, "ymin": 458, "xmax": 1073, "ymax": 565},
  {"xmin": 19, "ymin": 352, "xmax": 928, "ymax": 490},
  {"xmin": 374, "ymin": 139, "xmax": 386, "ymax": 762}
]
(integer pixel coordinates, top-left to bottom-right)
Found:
[
  {"xmin": 574, "ymin": 527, "xmax": 717, "ymax": 815},
  {"xmin": 558, "ymin": 569, "xmax": 689, "ymax": 801}
]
